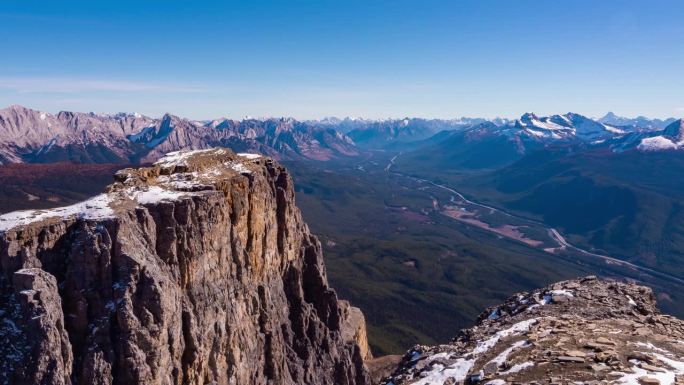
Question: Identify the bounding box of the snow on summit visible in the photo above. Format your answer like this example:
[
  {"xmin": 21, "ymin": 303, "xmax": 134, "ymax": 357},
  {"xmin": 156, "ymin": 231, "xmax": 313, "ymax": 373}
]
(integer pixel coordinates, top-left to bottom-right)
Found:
[
  {"xmin": 0, "ymin": 194, "xmax": 115, "ymax": 232},
  {"xmin": 0, "ymin": 148, "xmax": 266, "ymax": 233}
]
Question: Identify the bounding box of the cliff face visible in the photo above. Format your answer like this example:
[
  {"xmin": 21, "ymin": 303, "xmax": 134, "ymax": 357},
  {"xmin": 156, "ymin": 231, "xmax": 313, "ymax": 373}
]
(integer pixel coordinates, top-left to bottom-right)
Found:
[
  {"xmin": 381, "ymin": 277, "xmax": 684, "ymax": 385},
  {"xmin": 0, "ymin": 148, "xmax": 370, "ymax": 385}
]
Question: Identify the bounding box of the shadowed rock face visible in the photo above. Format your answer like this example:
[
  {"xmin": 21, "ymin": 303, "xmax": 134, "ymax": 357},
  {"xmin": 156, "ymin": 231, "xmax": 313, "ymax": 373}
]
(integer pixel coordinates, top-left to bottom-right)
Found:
[
  {"xmin": 382, "ymin": 277, "xmax": 684, "ymax": 385},
  {"xmin": 0, "ymin": 148, "xmax": 370, "ymax": 385}
]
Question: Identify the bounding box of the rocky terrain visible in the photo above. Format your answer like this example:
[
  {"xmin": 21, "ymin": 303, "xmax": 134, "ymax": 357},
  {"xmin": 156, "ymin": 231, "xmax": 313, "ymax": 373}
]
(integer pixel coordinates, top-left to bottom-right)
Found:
[
  {"xmin": 0, "ymin": 105, "xmax": 357, "ymax": 164},
  {"xmin": 381, "ymin": 277, "xmax": 684, "ymax": 385},
  {"xmin": 0, "ymin": 148, "xmax": 370, "ymax": 385}
]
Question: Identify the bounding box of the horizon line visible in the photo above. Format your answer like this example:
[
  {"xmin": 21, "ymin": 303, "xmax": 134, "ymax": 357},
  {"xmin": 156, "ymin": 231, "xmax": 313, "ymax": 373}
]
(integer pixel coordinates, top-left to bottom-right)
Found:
[{"xmin": 1, "ymin": 104, "xmax": 680, "ymax": 124}]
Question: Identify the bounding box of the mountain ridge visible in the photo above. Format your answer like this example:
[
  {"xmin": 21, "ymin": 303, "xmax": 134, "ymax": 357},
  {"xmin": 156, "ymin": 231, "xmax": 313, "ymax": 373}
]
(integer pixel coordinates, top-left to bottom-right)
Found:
[
  {"xmin": 0, "ymin": 105, "xmax": 359, "ymax": 164},
  {"xmin": 2, "ymin": 105, "xmax": 682, "ymax": 165}
]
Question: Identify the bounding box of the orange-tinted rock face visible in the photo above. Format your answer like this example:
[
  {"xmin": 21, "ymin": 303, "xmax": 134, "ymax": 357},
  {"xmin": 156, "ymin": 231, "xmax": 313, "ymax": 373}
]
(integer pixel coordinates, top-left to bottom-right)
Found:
[{"xmin": 0, "ymin": 148, "xmax": 370, "ymax": 385}]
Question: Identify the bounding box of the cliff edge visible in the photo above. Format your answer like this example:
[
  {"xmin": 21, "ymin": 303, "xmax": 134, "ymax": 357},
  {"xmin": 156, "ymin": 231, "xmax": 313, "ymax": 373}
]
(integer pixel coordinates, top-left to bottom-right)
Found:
[{"xmin": 0, "ymin": 148, "xmax": 371, "ymax": 385}]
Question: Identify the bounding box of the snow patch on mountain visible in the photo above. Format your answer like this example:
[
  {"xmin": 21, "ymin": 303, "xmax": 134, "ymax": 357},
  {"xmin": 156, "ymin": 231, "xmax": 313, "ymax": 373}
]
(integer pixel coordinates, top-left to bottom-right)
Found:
[
  {"xmin": 406, "ymin": 319, "xmax": 538, "ymax": 385},
  {"xmin": 0, "ymin": 194, "xmax": 115, "ymax": 232},
  {"xmin": 128, "ymin": 186, "xmax": 194, "ymax": 204},
  {"xmin": 603, "ymin": 124, "xmax": 625, "ymax": 134},
  {"xmin": 155, "ymin": 148, "xmax": 227, "ymax": 168},
  {"xmin": 637, "ymin": 136, "xmax": 678, "ymax": 151}
]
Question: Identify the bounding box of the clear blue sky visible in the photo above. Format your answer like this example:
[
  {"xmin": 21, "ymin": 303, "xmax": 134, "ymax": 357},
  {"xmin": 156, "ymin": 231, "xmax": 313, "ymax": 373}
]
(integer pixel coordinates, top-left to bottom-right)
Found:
[{"xmin": 1, "ymin": 0, "xmax": 683, "ymax": 120}]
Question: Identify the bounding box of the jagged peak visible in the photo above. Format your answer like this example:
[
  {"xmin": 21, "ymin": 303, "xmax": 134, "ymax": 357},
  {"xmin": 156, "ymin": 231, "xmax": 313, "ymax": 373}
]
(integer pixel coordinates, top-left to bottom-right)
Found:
[
  {"xmin": 160, "ymin": 112, "xmax": 176, "ymax": 122},
  {"xmin": 519, "ymin": 112, "xmax": 539, "ymax": 121},
  {"xmin": 4, "ymin": 104, "xmax": 33, "ymax": 112},
  {"xmin": 466, "ymin": 121, "xmax": 500, "ymax": 132},
  {"xmin": 663, "ymin": 118, "xmax": 684, "ymax": 138}
]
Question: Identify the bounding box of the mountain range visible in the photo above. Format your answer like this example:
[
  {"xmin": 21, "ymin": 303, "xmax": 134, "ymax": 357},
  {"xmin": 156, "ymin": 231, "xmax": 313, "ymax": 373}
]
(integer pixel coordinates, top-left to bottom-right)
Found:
[
  {"xmin": 0, "ymin": 105, "xmax": 681, "ymax": 165},
  {"xmin": 0, "ymin": 105, "xmax": 358, "ymax": 164},
  {"xmin": 599, "ymin": 111, "xmax": 677, "ymax": 130}
]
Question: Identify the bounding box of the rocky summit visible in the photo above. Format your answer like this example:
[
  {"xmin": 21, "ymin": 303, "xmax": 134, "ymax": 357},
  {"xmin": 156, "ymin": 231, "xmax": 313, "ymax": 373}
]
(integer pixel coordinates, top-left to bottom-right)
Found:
[
  {"xmin": 381, "ymin": 277, "xmax": 684, "ymax": 385},
  {"xmin": 0, "ymin": 148, "xmax": 370, "ymax": 385}
]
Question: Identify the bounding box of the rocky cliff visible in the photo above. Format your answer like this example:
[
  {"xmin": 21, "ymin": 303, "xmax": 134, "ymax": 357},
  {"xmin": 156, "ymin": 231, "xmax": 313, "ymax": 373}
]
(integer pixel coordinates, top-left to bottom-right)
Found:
[
  {"xmin": 0, "ymin": 148, "xmax": 370, "ymax": 385},
  {"xmin": 381, "ymin": 277, "xmax": 684, "ymax": 385}
]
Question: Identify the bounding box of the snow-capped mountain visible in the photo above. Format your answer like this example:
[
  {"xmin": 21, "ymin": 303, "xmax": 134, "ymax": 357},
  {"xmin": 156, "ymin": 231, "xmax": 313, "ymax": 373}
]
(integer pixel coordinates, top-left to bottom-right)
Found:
[
  {"xmin": 403, "ymin": 112, "xmax": 684, "ymax": 167},
  {"xmin": 0, "ymin": 105, "xmax": 358, "ymax": 164},
  {"xmin": 599, "ymin": 112, "xmax": 676, "ymax": 130},
  {"xmin": 514, "ymin": 112, "xmax": 625, "ymax": 140},
  {"xmin": 633, "ymin": 119, "xmax": 684, "ymax": 151}
]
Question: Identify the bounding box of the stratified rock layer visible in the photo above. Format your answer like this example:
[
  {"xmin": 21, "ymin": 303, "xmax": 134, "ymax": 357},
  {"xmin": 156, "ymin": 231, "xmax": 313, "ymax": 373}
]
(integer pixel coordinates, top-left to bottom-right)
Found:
[
  {"xmin": 383, "ymin": 277, "xmax": 684, "ymax": 385},
  {"xmin": 0, "ymin": 148, "xmax": 370, "ymax": 385}
]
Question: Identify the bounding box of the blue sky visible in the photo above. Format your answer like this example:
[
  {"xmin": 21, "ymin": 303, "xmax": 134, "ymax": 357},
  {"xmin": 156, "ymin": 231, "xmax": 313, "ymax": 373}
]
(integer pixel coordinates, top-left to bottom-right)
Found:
[{"xmin": 1, "ymin": 0, "xmax": 683, "ymax": 120}]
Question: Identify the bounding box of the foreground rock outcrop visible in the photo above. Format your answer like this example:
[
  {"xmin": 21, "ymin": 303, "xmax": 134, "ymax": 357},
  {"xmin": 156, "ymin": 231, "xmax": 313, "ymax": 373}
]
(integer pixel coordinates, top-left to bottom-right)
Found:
[
  {"xmin": 0, "ymin": 148, "xmax": 370, "ymax": 385},
  {"xmin": 382, "ymin": 277, "xmax": 684, "ymax": 385}
]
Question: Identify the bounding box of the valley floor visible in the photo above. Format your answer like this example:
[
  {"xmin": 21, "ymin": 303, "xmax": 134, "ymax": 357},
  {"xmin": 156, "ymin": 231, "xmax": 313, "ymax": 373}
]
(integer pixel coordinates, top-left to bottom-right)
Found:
[{"xmin": 287, "ymin": 152, "xmax": 684, "ymax": 355}]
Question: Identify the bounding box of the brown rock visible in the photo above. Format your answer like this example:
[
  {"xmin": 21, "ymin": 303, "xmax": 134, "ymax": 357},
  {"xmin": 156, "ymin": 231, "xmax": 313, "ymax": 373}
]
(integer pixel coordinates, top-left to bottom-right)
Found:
[
  {"xmin": 484, "ymin": 361, "xmax": 499, "ymax": 375},
  {"xmin": 340, "ymin": 300, "xmax": 373, "ymax": 361},
  {"xmin": 639, "ymin": 376, "xmax": 661, "ymax": 385},
  {"xmin": 565, "ymin": 350, "xmax": 587, "ymax": 358},
  {"xmin": 552, "ymin": 294, "xmax": 570, "ymax": 303},
  {"xmin": 640, "ymin": 363, "xmax": 666, "ymax": 373},
  {"xmin": 365, "ymin": 355, "xmax": 402, "ymax": 385},
  {"xmin": 557, "ymin": 356, "xmax": 586, "ymax": 363},
  {"xmin": 595, "ymin": 337, "xmax": 616, "ymax": 346},
  {"xmin": 584, "ymin": 341, "xmax": 604, "ymax": 351},
  {"xmin": 6, "ymin": 268, "xmax": 73, "ymax": 385},
  {"xmin": 629, "ymin": 352, "xmax": 656, "ymax": 364},
  {"xmin": 590, "ymin": 363, "xmax": 609, "ymax": 372}
]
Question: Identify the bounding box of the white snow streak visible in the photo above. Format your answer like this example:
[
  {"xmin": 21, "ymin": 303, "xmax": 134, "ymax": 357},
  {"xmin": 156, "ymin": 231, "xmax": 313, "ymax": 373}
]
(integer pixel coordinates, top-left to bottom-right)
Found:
[{"xmin": 0, "ymin": 194, "xmax": 114, "ymax": 232}]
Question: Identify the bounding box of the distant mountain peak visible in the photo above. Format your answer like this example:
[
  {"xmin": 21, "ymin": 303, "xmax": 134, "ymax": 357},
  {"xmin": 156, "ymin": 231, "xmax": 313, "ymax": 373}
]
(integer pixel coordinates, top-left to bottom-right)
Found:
[
  {"xmin": 520, "ymin": 112, "xmax": 539, "ymax": 121},
  {"xmin": 599, "ymin": 112, "xmax": 676, "ymax": 130},
  {"xmin": 601, "ymin": 111, "xmax": 619, "ymax": 120},
  {"xmin": 663, "ymin": 118, "xmax": 684, "ymax": 140}
]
